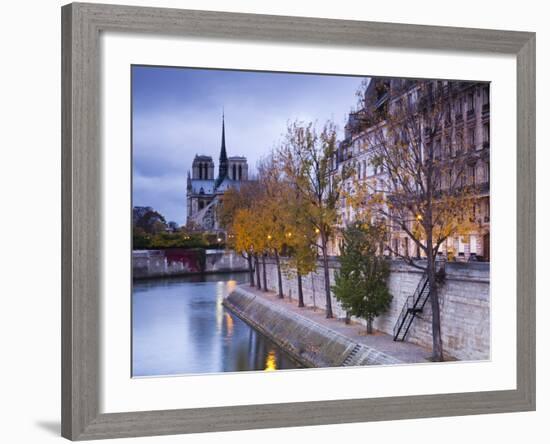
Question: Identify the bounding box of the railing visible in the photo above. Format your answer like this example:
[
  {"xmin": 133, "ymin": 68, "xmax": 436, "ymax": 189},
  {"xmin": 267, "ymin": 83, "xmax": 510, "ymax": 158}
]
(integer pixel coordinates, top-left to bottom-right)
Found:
[{"xmin": 393, "ymin": 272, "xmax": 431, "ymax": 341}]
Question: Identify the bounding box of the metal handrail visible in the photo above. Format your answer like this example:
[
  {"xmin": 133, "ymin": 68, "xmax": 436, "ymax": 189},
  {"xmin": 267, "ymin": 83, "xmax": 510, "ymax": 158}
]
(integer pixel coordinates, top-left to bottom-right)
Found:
[{"xmin": 393, "ymin": 273, "xmax": 430, "ymax": 341}]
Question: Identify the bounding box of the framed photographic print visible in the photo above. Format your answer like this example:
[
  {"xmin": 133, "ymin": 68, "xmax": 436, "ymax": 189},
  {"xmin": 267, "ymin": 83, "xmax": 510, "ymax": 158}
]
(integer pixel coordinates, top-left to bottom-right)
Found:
[{"xmin": 61, "ymin": 2, "xmax": 535, "ymax": 440}]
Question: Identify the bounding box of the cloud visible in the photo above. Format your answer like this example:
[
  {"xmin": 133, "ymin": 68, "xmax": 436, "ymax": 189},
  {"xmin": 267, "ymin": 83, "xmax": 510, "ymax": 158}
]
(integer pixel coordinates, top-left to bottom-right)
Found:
[{"xmin": 132, "ymin": 66, "xmax": 365, "ymax": 224}]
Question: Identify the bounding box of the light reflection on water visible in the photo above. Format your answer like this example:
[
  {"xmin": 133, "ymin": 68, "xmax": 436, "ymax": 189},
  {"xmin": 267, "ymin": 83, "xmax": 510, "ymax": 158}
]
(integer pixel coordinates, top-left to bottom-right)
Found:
[{"xmin": 132, "ymin": 273, "xmax": 300, "ymax": 377}]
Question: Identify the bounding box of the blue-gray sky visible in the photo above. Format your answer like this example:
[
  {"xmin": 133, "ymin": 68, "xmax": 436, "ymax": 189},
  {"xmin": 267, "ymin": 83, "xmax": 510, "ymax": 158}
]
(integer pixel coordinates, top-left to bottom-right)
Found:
[{"xmin": 132, "ymin": 66, "xmax": 365, "ymax": 225}]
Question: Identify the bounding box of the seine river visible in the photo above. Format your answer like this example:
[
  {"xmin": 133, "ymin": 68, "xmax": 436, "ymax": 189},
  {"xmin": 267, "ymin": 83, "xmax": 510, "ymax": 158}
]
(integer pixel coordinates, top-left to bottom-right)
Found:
[{"xmin": 132, "ymin": 273, "xmax": 300, "ymax": 377}]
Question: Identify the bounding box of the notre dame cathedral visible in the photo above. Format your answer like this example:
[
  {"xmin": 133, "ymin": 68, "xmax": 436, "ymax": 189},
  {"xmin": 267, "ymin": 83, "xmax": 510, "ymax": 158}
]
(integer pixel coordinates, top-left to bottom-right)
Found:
[{"xmin": 186, "ymin": 115, "xmax": 249, "ymax": 232}]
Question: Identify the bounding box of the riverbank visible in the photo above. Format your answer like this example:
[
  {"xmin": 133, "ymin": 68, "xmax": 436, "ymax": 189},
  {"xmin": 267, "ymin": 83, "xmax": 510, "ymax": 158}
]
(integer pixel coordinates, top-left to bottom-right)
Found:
[
  {"xmin": 223, "ymin": 285, "xmax": 431, "ymax": 368},
  {"xmin": 260, "ymin": 258, "xmax": 489, "ymax": 361},
  {"xmin": 133, "ymin": 249, "xmax": 249, "ymax": 279}
]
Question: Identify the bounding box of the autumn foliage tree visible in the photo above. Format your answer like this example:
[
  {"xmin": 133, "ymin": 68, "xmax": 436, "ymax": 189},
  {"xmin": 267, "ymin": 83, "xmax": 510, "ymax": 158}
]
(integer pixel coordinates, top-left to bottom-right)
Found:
[
  {"xmin": 281, "ymin": 183, "xmax": 318, "ymax": 307},
  {"xmin": 256, "ymin": 154, "xmax": 295, "ymax": 299},
  {"xmin": 231, "ymin": 208, "xmax": 258, "ymax": 287},
  {"xmin": 277, "ymin": 121, "xmax": 352, "ymax": 318},
  {"xmin": 354, "ymin": 79, "xmax": 478, "ymax": 360}
]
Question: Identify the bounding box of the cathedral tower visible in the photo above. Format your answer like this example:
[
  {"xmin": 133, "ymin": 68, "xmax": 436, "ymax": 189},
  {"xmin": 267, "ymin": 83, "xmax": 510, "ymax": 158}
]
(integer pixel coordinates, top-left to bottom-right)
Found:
[{"xmin": 218, "ymin": 113, "xmax": 228, "ymax": 182}]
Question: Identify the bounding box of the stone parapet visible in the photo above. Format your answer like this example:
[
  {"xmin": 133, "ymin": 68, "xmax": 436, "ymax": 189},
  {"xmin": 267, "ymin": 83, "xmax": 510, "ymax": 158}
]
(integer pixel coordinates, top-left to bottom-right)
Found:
[
  {"xmin": 259, "ymin": 257, "xmax": 490, "ymax": 361},
  {"xmin": 224, "ymin": 287, "xmax": 402, "ymax": 368},
  {"xmin": 132, "ymin": 249, "xmax": 249, "ymax": 279}
]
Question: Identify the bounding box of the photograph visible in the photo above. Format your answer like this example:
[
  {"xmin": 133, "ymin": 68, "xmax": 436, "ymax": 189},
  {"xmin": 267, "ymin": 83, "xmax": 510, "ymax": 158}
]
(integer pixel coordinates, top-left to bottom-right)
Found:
[
  {"xmin": 131, "ymin": 66, "xmax": 490, "ymax": 377},
  {"xmin": 0, "ymin": 0, "xmax": 540, "ymax": 442}
]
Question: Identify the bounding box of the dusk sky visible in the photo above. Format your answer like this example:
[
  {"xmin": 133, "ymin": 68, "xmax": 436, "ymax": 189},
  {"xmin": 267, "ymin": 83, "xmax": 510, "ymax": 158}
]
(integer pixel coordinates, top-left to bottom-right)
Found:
[{"xmin": 132, "ymin": 66, "xmax": 366, "ymax": 225}]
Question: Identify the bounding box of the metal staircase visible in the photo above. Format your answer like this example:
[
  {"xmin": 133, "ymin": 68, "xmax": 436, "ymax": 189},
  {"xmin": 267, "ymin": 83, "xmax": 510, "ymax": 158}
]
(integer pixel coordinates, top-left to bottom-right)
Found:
[
  {"xmin": 393, "ymin": 273, "xmax": 431, "ymax": 341},
  {"xmin": 342, "ymin": 343, "xmax": 362, "ymax": 366}
]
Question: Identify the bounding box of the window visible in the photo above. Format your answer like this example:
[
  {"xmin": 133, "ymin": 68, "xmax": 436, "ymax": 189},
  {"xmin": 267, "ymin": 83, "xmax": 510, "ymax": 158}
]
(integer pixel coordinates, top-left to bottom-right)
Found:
[
  {"xmin": 458, "ymin": 237, "xmax": 465, "ymax": 254},
  {"xmin": 470, "ymin": 235, "xmax": 478, "ymax": 254},
  {"xmin": 469, "ymin": 165, "xmax": 476, "ymax": 185},
  {"xmin": 483, "ymin": 123, "xmax": 490, "ymax": 145},
  {"xmin": 467, "ymin": 93, "xmax": 475, "ymax": 111},
  {"xmin": 482, "ymin": 86, "xmax": 490, "ymax": 105},
  {"xmin": 455, "ymin": 130, "xmax": 463, "ymax": 154},
  {"xmin": 469, "ymin": 128, "xmax": 475, "ymax": 149},
  {"xmin": 434, "ymin": 139, "xmax": 441, "ymax": 159},
  {"xmin": 407, "ymin": 92, "xmax": 414, "ymax": 109},
  {"xmin": 455, "ymin": 99, "xmax": 463, "ymax": 115}
]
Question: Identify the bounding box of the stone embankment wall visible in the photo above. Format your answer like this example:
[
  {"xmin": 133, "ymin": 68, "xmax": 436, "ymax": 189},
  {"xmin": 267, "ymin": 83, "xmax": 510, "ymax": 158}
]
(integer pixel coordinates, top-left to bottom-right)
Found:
[
  {"xmin": 224, "ymin": 287, "xmax": 402, "ymax": 368},
  {"xmin": 133, "ymin": 249, "xmax": 248, "ymax": 279},
  {"xmin": 260, "ymin": 258, "xmax": 490, "ymax": 361}
]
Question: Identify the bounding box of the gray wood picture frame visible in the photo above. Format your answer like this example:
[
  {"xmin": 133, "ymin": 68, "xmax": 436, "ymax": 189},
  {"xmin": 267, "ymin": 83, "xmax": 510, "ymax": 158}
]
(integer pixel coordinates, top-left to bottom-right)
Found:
[{"xmin": 61, "ymin": 2, "xmax": 536, "ymax": 440}]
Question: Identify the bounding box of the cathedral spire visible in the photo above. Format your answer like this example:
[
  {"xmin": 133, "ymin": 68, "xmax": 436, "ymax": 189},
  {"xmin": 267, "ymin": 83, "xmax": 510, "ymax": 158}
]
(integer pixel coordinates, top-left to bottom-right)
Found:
[{"xmin": 218, "ymin": 111, "xmax": 228, "ymax": 182}]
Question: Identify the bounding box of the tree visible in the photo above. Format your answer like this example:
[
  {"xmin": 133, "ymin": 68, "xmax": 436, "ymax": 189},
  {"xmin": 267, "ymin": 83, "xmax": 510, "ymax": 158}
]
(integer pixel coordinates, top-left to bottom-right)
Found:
[
  {"xmin": 217, "ymin": 181, "xmax": 260, "ymax": 229},
  {"xmin": 278, "ymin": 121, "xmax": 352, "ymax": 318},
  {"xmin": 256, "ymin": 154, "xmax": 295, "ymax": 299},
  {"xmin": 232, "ymin": 208, "xmax": 257, "ymax": 287},
  {"xmin": 332, "ymin": 221, "xmax": 392, "ymax": 334},
  {"xmin": 282, "ymin": 186, "xmax": 318, "ymax": 307},
  {"xmin": 133, "ymin": 206, "xmax": 167, "ymax": 234},
  {"xmin": 218, "ymin": 181, "xmax": 263, "ymax": 288},
  {"xmin": 133, "ymin": 226, "xmax": 152, "ymax": 249},
  {"xmin": 167, "ymin": 221, "xmax": 179, "ymax": 232},
  {"xmin": 354, "ymin": 79, "xmax": 478, "ymax": 360}
]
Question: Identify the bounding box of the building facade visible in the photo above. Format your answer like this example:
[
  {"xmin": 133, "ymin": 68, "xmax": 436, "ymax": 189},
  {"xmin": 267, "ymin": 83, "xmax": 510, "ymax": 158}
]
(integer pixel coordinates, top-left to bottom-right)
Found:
[
  {"xmin": 186, "ymin": 115, "xmax": 249, "ymax": 232},
  {"xmin": 330, "ymin": 78, "xmax": 490, "ymax": 261}
]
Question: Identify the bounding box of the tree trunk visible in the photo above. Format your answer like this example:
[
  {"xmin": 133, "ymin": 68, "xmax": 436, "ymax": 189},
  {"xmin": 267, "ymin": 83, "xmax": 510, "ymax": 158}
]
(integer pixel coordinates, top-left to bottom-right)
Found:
[
  {"xmin": 247, "ymin": 253, "xmax": 255, "ymax": 287},
  {"xmin": 320, "ymin": 232, "xmax": 333, "ymax": 318},
  {"xmin": 297, "ymin": 272, "xmax": 304, "ymax": 307},
  {"xmin": 262, "ymin": 254, "xmax": 268, "ymax": 292},
  {"xmin": 366, "ymin": 317, "xmax": 373, "ymax": 335},
  {"xmin": 274, "ymin": 249, "xmax": 284, "ymax": 298},
  {"xmin": 427, "ymin": 238, "xmax": 444, "ymax": 361},
  {"xmin": 255, "ymin": 254, "xmax": 261, "ymax": 292}
]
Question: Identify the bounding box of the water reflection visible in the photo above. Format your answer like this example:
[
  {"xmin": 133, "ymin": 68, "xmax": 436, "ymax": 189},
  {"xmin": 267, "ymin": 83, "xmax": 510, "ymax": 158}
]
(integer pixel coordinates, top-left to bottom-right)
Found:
[
  {"xmin": 264, "ymin": 350, "xmax": 277, "ymax": 371},
  {"xmin": 132, "ymin": 273, "xmax": 300, "ymax": 377}
]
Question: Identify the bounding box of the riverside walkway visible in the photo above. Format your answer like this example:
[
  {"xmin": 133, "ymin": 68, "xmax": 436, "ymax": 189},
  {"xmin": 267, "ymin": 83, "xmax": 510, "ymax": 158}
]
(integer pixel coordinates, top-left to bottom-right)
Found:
[{"xmin": 238, "ymin": 285, "xmax": 432, "ymax": 365}]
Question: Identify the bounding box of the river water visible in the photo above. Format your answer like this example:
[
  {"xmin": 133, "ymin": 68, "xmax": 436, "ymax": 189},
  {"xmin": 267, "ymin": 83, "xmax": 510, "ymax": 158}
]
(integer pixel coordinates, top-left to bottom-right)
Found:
[{"xmin": 132, "ymin": 273, "xmax": 300, "ymax": 377}]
